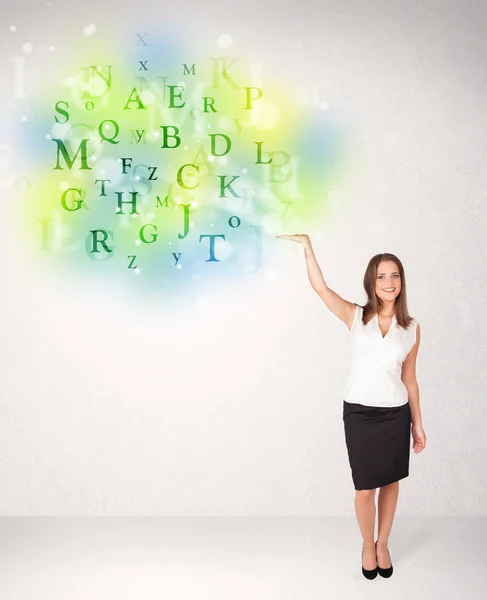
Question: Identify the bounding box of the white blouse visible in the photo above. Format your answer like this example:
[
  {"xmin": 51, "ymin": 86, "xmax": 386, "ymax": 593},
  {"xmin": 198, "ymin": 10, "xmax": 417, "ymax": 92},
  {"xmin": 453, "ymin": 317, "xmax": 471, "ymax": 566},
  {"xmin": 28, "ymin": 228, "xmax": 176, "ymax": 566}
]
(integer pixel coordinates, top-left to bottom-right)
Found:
[{"xmin": 343, "ymin": 304, "xmax": 419, "ymax": 408}]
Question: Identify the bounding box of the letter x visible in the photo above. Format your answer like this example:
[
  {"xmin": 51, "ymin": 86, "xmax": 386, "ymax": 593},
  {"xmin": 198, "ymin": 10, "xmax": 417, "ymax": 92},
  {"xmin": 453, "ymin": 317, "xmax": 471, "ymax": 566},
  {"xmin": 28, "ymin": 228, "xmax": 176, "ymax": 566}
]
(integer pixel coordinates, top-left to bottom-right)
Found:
[
  {"xmin": 136, "ymin": 32, "xmax": 149, "ymax": 46},
  {"xmin": 139, "ymin": 61, "xmax": 148, "ymax": 71}
]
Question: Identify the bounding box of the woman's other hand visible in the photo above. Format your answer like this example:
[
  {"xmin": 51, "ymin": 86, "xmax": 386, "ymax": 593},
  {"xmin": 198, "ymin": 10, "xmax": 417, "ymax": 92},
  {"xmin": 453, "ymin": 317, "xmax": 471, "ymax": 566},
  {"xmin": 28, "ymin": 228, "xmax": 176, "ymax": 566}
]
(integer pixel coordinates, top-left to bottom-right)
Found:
[{"xmin": 412, "ymin": 423, "xmax": 427, "ymax": 454}]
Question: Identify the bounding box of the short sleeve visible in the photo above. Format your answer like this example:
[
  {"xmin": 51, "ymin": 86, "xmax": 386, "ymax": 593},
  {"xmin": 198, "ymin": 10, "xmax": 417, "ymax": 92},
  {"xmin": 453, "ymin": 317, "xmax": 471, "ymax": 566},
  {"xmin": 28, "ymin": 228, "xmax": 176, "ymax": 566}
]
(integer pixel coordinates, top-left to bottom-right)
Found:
[
  {"xmin": 348, "ymin": 303, "xmax": 362, "ymax": 333},
  {"xmin": 402, "ymin": 319, "xmax": 419, "ymax": 359}
]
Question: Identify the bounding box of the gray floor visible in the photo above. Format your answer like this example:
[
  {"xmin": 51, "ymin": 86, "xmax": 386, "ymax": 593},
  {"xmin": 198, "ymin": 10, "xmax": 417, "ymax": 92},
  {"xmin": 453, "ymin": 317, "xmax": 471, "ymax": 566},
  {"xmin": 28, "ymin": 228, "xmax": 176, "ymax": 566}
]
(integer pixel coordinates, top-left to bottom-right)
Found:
[{"xmin": 0, "ymin": 517, "xmax": 486, "ymax": 599}]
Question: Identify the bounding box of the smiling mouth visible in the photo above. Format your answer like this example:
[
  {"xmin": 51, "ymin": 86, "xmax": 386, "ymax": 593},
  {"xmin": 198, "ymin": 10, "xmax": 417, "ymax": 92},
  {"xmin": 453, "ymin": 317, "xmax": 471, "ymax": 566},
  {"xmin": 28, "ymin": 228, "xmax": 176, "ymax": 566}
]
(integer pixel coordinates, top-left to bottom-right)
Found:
[{"xmin": 383, "ymin": 288, "xmax": 395, "ymax": 292}]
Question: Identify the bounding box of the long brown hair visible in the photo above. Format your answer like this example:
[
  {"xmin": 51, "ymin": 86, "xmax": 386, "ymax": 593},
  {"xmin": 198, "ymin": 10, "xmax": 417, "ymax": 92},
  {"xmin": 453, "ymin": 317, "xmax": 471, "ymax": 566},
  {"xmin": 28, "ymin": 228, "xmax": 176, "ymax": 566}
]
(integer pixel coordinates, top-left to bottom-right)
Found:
[{"xmin": 359, "ymin": 253, "xmax": 415, "ymax": 330}]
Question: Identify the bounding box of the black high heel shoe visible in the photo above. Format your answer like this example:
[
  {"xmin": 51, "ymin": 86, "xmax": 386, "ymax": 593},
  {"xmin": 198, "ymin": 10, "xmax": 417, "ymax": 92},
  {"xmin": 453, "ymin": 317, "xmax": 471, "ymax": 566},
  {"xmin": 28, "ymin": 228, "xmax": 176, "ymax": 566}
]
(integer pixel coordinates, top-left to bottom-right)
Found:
[
  {"xmin": 361, "ymin": 546, "xmax": 378, "ymax": 579},
  {"xmin": 375, "ymin": 541, "xmax": 393, "ymax": 578}
]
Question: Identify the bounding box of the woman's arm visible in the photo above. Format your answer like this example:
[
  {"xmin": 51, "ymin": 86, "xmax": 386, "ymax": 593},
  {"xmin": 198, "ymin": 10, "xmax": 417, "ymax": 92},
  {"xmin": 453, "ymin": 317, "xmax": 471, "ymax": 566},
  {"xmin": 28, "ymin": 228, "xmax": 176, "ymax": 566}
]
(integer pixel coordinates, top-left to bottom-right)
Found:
[
  {"xmin": 303, "ymin": 237, "xmax": 326, "ymax": 293},
  {"xmin": 276, "ymin": 233, "xmax": 355, "ymax": 328},
  {"xmin": 401, "ymin": 324, "xmax": 422, "ymax": 426},
  {"xmin": 401, "ymin": 324, "xmax": 427, "ymax": 454}
]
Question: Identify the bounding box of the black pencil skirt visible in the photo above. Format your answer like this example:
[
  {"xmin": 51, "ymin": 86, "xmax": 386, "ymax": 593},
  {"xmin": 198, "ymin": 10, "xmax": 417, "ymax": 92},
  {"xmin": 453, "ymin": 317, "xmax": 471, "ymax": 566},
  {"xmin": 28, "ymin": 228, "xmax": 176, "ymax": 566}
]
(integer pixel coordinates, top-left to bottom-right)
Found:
[{"xmin": 342, "ymin": 400, "xmax": 412, "ymax": 490}]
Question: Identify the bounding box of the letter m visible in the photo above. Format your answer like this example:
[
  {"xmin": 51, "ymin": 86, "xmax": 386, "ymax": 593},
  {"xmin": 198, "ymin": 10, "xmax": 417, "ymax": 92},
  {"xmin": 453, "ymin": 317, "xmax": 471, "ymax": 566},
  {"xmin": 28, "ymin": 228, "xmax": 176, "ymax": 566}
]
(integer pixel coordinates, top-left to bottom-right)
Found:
[
  {"xmin": 183, "ymin": 63, "xmax": 196, "ymax": 76},
  {"xmin": 52, "ymin": 138, "xmax": 92, "ymax": 170}
]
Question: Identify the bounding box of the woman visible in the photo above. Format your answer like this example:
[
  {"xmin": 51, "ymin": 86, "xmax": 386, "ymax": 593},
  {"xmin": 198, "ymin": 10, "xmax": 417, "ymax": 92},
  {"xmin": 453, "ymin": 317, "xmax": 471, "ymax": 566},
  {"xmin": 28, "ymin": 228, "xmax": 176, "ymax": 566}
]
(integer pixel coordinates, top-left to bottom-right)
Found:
[{"xmin": 276, "ymin": 233, "xmax": 427, "ymax": 579}]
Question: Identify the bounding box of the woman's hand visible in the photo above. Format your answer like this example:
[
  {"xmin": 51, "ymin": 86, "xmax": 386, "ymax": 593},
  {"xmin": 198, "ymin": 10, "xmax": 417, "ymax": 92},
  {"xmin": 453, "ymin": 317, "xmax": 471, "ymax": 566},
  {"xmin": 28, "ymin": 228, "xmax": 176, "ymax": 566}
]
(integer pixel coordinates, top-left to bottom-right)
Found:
[
  {"xmin": 412, "ymin": 423, "xmax": 426, "ymax": 454},
  {"xmin": 275, "ymin": 234, "xmax": 310, "ymax": 246}
]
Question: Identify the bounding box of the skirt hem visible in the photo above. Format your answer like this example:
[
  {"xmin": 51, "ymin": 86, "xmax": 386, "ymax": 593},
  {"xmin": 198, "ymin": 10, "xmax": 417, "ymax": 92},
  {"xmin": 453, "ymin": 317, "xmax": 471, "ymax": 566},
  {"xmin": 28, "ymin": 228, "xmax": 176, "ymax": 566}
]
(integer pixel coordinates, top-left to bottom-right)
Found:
[{"xmin": 353, "ymin": 472, "xmax": 409, "ymax": 491}]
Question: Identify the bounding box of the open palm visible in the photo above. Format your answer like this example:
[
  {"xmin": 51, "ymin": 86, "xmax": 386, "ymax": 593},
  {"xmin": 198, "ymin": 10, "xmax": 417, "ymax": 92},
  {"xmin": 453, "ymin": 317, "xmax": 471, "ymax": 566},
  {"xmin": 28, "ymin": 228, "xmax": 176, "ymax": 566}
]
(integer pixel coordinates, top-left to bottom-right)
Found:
[{"xmin": 275, "ymin": 234, "xmax": 310, "ymax": 245}]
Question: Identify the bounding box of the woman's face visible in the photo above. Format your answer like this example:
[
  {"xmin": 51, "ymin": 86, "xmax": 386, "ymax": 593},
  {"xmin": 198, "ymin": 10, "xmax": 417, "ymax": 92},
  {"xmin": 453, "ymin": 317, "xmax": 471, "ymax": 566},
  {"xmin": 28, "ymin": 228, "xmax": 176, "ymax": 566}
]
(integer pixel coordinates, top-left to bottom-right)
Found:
[{"xmin": 375, "ymin": 260, "xmax": 401, "ymax": 303}]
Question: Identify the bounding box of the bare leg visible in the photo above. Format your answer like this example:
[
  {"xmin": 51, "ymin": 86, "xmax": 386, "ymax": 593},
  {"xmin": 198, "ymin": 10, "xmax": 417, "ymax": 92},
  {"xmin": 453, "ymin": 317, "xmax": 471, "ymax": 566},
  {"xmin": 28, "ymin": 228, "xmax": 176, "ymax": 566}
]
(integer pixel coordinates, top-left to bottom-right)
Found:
[
  {"xmin": 355, "ymin": 489, "xmax": 377, "ymax": 569},
  {"xmin": 376, "ymin": 480, "xmax": 399, "ymax": 567}
]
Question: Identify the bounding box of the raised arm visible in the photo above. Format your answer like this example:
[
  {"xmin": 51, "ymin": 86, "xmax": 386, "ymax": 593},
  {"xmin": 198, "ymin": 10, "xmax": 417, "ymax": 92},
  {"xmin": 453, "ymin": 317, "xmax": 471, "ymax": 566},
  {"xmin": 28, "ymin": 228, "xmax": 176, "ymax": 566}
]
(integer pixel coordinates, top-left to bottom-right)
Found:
[{"xmin": 276, "ymin": 233, "xmax": 356, "ymax": 329}]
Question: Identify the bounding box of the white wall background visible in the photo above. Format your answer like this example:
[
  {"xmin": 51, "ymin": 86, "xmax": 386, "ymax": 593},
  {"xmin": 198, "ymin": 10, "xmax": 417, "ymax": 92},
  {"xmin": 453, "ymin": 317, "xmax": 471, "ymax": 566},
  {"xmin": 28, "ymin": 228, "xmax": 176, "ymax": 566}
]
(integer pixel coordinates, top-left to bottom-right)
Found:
[{"xmin": 0, "ymin": 0, "xmax": 486, "ymax": 515}]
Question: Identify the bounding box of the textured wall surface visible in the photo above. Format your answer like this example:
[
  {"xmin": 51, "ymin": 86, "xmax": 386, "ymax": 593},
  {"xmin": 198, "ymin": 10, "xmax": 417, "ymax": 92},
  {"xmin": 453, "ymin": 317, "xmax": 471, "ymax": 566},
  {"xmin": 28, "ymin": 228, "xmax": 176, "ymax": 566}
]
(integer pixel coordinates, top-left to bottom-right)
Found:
[{"xmin": 0, "ymin": 0, "xmax": 486, "ymax": 515}]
